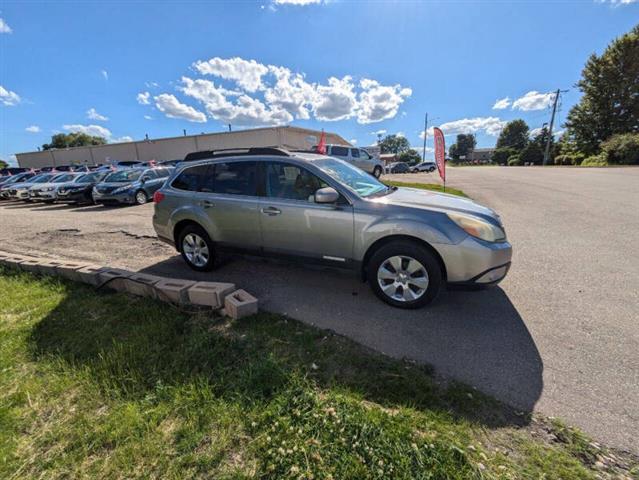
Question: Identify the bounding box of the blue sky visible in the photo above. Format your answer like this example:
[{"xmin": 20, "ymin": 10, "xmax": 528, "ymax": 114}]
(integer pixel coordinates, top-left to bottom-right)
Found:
[{"xmin": 1, "ymin": 0, "xmax": 637, "ymax": 165}]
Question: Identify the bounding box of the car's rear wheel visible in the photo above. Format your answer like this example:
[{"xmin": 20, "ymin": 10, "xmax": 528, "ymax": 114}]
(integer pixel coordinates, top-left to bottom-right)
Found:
[
  {"xmin": 372, "ymin": 166, "xmax": 382, "ymax": 178},
  {"xmin": 179, "ymin": 224, "xmax": 215, "ymax": 272},
  {"xmin": 135, "ymin": 190, "xmax": 148, "ymax": 205},
  {"xmin": 367, "ymin": 240, "xmax": 442, "ymax": 308}
]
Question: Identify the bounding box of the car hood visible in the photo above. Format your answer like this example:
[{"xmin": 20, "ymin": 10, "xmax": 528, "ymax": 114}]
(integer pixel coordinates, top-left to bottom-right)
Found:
[
  {"xmin": 373, "ymin": 187, "xmax": 502, "ymax": 226},
  {"xmin": 31, "ymin": 182, "xmax": 62, "ymax": 190}
]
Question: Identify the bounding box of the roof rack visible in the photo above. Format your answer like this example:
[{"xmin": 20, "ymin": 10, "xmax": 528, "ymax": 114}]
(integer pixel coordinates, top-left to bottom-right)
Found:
[{"xmin": 183, "ymin": 147, "xmax": 291, "ymax": 162}]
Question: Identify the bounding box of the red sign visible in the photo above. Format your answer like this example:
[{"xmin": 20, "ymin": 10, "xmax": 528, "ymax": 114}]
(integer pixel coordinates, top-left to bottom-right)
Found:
[
  {"xmin": 316, "ymin": 130, "xmax": 327, "ymax": 154},
  {"xmin": 433, "ymin": 127, "xmax": 446, "ymax": 182}
]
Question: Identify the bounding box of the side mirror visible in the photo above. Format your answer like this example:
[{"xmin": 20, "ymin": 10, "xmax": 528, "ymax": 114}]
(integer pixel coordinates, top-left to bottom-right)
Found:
[
  {"xmin": 315, "ymin": 187, "xmax": 339, "ymax": 204},
  {"xmin": 140, "ymin": 176, "xmax": 150, "ymax": 183}
]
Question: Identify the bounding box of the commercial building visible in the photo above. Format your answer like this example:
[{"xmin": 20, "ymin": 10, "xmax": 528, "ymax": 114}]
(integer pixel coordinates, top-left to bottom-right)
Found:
[
  {"xmin": 468, "ymin": 147, "xmax": 495, "ymax": 163},
  {"xmin": 15, "ymin": 126, "xmax": 350, "ymax": 169}
]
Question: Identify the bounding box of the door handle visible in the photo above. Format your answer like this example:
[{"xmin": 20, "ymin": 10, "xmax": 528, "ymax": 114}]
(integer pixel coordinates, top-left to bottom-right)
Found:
[
  {"xmin": 200, "ymin": 200, "xmax": 214, "ymax": 208},
  {"xmin": 261, "ymin": 207, "xmax": 281, "ymax": 216}
]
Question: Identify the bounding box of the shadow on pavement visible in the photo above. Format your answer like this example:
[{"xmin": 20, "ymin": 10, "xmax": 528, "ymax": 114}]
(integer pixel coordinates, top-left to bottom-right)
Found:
[{"xmin": 139, "ymin": 254, "xmax": 544, "ymax": 417}]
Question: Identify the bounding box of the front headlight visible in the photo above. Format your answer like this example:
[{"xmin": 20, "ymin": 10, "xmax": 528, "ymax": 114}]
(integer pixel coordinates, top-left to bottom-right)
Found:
[
  {"xmin": 447, "ymin": 212, "xmax": 506, "ymax": 243},
  {"xmin": 43, "ymin": 187, "xmax": 54, "ymax": 192},
  {"xmin": 113, "ymin": 184, "xmax": 132, "ymax": 193}
]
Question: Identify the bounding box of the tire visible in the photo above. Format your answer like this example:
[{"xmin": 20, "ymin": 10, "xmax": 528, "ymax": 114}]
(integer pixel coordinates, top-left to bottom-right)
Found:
[
  {"xmin": 366, "ymin": 240, "xmax": 442, "ymax": 309},
  {"xmin": 134, "ymin": 190, "xmax": 148, "ymax": 205},
  {"xmin": 178, "ymin": 224, "xmax": 215, "ymax": 272},
  {"xmin": 372, "ymin": 166, "xmax": 382, "ymax": 179}
]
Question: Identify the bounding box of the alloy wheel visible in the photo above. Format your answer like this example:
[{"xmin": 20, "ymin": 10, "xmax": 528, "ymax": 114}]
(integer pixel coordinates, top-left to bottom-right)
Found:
[
  {"xmin": 182, "ymin": 233, "xmax": 210, "ymax": 268},
  {"xmin": 377, "ymin": 255, "xmax": 429, "ymax": 302},
  {"xmin": 135, "ymin": 191, "xmax": 147, "ymax": 205}
]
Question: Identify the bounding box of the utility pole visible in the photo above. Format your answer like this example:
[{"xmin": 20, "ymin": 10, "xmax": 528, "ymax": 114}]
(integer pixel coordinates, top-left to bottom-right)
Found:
[
  {"xmin": 422, "ymin": 113, "xmax": 428, "ymax": 162},
  {"xmin": 543, "ymin": 89, "xmax": 561, "ymax": 166}
]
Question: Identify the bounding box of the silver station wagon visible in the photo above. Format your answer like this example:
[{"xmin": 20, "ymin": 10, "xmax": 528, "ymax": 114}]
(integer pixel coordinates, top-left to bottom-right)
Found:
[{"xmin": 153, "ymin": 148, "xmax": 512, "ymax": 308}]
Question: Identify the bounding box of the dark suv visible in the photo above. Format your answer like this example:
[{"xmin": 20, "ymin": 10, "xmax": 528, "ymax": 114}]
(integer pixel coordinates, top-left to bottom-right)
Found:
[{"xmin": 92, "ymin": 167, "xmax": 173, "ymax": 205}]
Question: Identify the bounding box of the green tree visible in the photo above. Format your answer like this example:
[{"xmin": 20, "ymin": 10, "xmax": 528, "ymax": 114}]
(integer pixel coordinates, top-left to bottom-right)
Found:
[
  {"xmin": 564, "ymin": 24, "xmax": 639, "ymax": 155},
  {"xmin": 492, "ymin": 148, "xmax": 518, "ymax": 165},
  {"xmin": 449, "ymin": 134, "xmax": 476, "ymax": 162},
  {"xmin": 379, "ymin": 134, "xmax": 410, "ymax": 155},
  {"xmin": 519, "ymin": 142, "xmax": 544, "ymax": 165},
  {"xmin": 398, "ymin": 148, "xmax": 421, "ymax": 165},
  {"xmin": 42, "ymin": 132, "xmax": 107, "ymax": 150},
  {"xmin": 531, "ymin": 126, "xmax": 555, "ymax": 163},
  {"xmin": 600, "ymin": 133, "xmax": 639, "ymax": 164},
  {"xmin": 496, "ymin": 119, "xmax": 529, "ymax": 151},
  {"xmin": 0, "ymin": 159, "xmax": 8, "ymax": 169}
]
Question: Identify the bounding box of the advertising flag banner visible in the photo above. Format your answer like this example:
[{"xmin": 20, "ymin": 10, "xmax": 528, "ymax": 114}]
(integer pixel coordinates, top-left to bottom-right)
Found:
[
  {"xmin": 433, "ymin": 127, "xmax": 446, "ymax": 183},
  {"xmin": 316, "ymin": 130, "xmax": 327, "ymax": 155}
]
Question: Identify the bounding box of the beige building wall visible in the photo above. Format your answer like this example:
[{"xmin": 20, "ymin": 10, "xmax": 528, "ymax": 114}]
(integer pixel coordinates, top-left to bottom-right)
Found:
[{"xmin": 15, "ymin": 127, "xmax": 351, "ymax": 169}]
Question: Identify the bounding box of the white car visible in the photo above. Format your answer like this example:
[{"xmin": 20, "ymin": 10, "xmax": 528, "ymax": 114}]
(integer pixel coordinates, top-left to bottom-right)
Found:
[
  {"xmin": 411, "ymin": 161, "xmax": 437, "ymax": 173},
  {"xmin": 322, "ymin": 145, "xmax": 384, "ymax": 178}
]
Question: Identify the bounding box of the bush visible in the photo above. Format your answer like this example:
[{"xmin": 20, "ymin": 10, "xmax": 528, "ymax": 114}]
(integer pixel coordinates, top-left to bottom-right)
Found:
[
  {"xmin": 600, "ymin": 133, "xmax": 639, "ymax": 165},
  {"xmin": 581, "ymin": 153, "xmax": 608, "ymax": 167},
  {"xmin": 554, "ymin": 153, "xmax": 586, "ymax": 165},
  {"xmin": 492, "ymin": 147, "xmax": 518, "ymax": 165},
  {"xmin": 507, "ymin": 155, "xmax": 522, "ymax": 166}
]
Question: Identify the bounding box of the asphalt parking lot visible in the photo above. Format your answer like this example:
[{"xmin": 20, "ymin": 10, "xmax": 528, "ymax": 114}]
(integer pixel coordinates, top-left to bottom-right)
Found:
[{"xmin": 1, "ymin": 166, "xmax": 637, "ymax": 453}]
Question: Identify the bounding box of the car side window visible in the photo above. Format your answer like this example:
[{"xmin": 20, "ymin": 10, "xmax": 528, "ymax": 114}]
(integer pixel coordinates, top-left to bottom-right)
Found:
[
  {"xmin": 265, "ymin": 162, "xmax": 329, "ymax": 202},
  {"xmin": 331, "ymin": 146, "xmax": 349, "ymax": 157},
  {"xmin": 351, "ymin": 148, "xmax": 360, "ymax": 158},
  {"xmin": 171, "ymin": 165, "xmax": 209, "ymax": 191},
  {"xmin": 207, "ymin": 161, "xmax": 257, "ymax": 196}
]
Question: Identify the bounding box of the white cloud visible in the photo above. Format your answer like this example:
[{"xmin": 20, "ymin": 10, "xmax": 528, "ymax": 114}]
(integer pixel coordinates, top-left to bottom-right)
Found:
[
  {"xmin": 396, "ymin": 131, "xmax": 405, "ymax": 138},
  {"xmin": 113, "ymin": 136, "xmax": 134, "ymax": 143},
  {"xmin": 87, "ymin": 107, "xmax": 108, "ymax": 121},
  {"xmin": 264, "ymin": 66, "xmax": 315, "ymax": 120},
  {"xmin": 144, "ymin": 115, "xmax": 153, "ymax": 120},
  {"xmin": 0, "ymin": 18, "xmax": 12, "ymax": 34},
  {"xmin": 356, "ymin": 79, "xmax": 412, "ymax": 124},
  {"xmin": 137, "ymin": 92, "xmax": 151, "ymax": 105},
  {"xmin": 512, "ymin": 91, "xmax": 555, "ymax": 111},
  {"xmin": 274, "ymin": 0, "xmax": 322, "ymax": 4},
  {"xmin": 63, "ymin": 124, "xmax": 112, "ymax": 138},
  {"xmin": 154, "ymin": 93, "xmax": 207, "ymax": 123},
  {"xmin": 492, "ymin": 97, "xmax": 510, "ymax": 110},
  {"xmin": 371, "ymin": 129, "xmax": 387, "ymax": 136},
  {"xmin": 0, "ymin": 85, "xmax": 21, "ymax": 106},
  {"xmin": 145, "ymin": 81, "xmax": 160, "ymax": 88},
  {"xmin": 312, "ymin": 76, "xmax": 358, "ymax": 121},
  {"xmin": 101, "ymin": 70, "xmax": 109, "ymax": 81},
  {"xmin": 349, "ymin": 139, "xmax": 357, "ymax": 145},
  {"xmin": 597, "ymin": 0, "xmax": 637, "ymax": 4},
  {"xmin": 420, "ymin": 117, "xmax": 506, "ymax": 138},
  {"xmin": 25, "ymin": 125, "xmax": 41, "ymax": 133},
  {"xmin": 193, "ymin": 57, "xmax": 269, "ymax": 92}
]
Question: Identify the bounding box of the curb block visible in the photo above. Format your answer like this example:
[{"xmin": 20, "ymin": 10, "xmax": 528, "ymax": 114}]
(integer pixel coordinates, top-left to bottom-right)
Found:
[
  {"xmin": 97, "ymin": 268, "xmax": 133, "ymax": 292},
  {"xmin": 3, "ymin": 254, "xmax": 32, "ymax": 270},
  {"xmin": 36, "ymin": 260, "xmax": 65, "ymax": 276},
  {"xmin": 125, "ymin": 273, "xmax": 165, "ymax": 299},
  {"xmin": 187, "ymin": 281, "xmax": 236, "ymax": 309},
  {"xmin": 76, "ymin": 265, "xmax": 106, "ymax": 286},
  {"xmin": 155, "ymin": 278, "xmax": 196, "ymax": 304},
  {"xmin": 17, "ymin": 258, "xmax": 42, "ymax": 273},
  {"xmin": 224, "ymin": 289, "xmax": 258, "ymax": 319},
  {"xmin": 55, "ymin": 262, "xmax": 91, "ymax": 282}
]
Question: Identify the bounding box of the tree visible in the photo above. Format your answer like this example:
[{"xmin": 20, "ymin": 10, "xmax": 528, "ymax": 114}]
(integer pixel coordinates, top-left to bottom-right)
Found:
[
  {"xmin": 492, "ymin": 148, "xmax": 518, "ymax": 165},
  {"xmin": 42, "ymin": 132, "xmax": 107, "ymax": 150},
  {"xmin": 379, "ymin": 134, "xmax": 410, "ymax": 155},
  {"xmin": 519, "ymin": 142, "xmax": 544, "ymax": 165},
  {"xmin": 449, "ymin": 134, "xmax": 476, "ymax": 162},
  {"xmin": 0, "ymin": 159, "xmax": 8, "ymax": 169},
  {"xmin": 564, "ymin": 24, "xmax": 639, "ymax": 155},
  {"xmin": 398, "ymin": 148, "xmax": 421, "ymax": 165},
  {"xmin": 496, "ymin": 119, "xmax": 529, "ymax": 151},
  {"xmin": 531, "ymin": 126, "xmax": 555, "ymax": 163},
  {"xmin": 600, "ymin": 133, "xmax": 639, "ymax": 164}
]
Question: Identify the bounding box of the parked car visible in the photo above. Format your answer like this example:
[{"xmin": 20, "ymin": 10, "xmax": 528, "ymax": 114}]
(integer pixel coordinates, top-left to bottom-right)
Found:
[
  {"xmin": 92, "ymin": 167, "xmax": 173, "ymax": 205},
  {"xmin": 411, "ymin": 161, "xmax": 437, "ymax": 173},
  {"xmin": 94, "ymin": 161, "xmax": 143, "ymax": 172},
  {"xmin": 28, "ymin": 172, "xmax": 82, "ymax": 203},
  {"xmin": 152, "ymin": 148, "xmax": 511, "ymax": 309},
  {"xmin": 0, "ymin": 167, "xmax": 30, "ymax": 176},
  {"xmin": 386, "ymin": 162, "xmax": 410, "ymax": 174},
  {"xmin": 56, "ymin": 171, "xmax": 108, "ymax": 204},
  {"xmin": 0, "ymin": 172, "xmax": 37, "ymax": 198},
  {"xmin": 320, "ymin": 144, "xmax": 384, "ymax": 178},
  {"xmin": 6, "ymin": 173, "xmax": 57, "ymax": 200}
]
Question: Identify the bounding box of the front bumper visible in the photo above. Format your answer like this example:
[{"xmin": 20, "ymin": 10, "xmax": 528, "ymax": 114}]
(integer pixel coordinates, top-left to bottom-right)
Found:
[
  {"xmin": 29, "ymin": 189, "xmax": 58, "ymax": 201},
  {"xmin": 57, "ymin": 189, "xmax": 92, "ymax": 203},
  {"xmin": 92, "ymin": 190, "xmax": 135, "ymax": 204},
  {"xmin": 436, "ymin": 236, "xmax": 512, "ymax": 285}
]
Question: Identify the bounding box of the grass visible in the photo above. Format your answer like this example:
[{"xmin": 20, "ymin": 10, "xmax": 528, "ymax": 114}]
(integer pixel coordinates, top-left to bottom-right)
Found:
[
  {"xmin": 385, "ymin": 180, "xmax": 468, "ymax": 198},
  {"xmin": 1, "ymin": 268, "xmax": 637, "ymax": 479}
]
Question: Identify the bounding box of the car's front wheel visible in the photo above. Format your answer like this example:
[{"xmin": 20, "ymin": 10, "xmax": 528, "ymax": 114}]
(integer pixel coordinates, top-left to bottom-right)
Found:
[
  {"xmin": 135, "ymin": 190, "xmax": 148, "ymax": 205},
  {"xmin": 179, "ymin": 224, "xmax": 215, "ymax": 272},
  {"xmin": 367, "ymin": 240, "xmax": 442, "ymax": 308},
  {"xmin": 372, "ymin": 166, "xmax": 382, "ymax": 178}
]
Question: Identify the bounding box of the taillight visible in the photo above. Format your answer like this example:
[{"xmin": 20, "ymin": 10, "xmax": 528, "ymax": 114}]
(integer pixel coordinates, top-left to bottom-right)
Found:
[{"xmin": 153, "ymin": 191, "xmax": 165, "ymax": 203}]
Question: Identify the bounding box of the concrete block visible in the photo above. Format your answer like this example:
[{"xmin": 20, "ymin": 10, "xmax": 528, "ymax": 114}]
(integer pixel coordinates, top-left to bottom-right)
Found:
[
  {"xmin": 124, "ymin": 272, "xmax": 165, "ymax": 298},
  {"xmin": 35, "ymin": 260, "xmax": 65, "ymax": 276},
  {"xmin": 54, "ymin": 262, "xmax": 90, "ymax": 282},
  {"xmin": 76, "ymin": 265, "xmax": 106, "ymax": 286},
  {"xmin": 224, "ymin": 289, "xmax": 258, "ymax": 319},
  {"xmin": 97, "ymin": 268, "xmax": 132, "ymax": 292},
  {"xmin": 187, "ymin": 281, "xmax": 235, "ymax": 309},
  {"xmin": 155, "ymin": 278, "xmax": 196, "ymax": 304},
  {"xmin": 17, "ymin": 258, "xmax": 43, "ymax": 273},
  {"xmin": 3, "ymin": 254, "xmax": 34, "ymax": 270}
]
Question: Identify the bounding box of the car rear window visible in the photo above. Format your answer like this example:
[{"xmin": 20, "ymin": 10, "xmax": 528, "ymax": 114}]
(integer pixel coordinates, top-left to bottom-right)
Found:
[
  {"xmin": 204, "ymin": 161, "xmax": 257, "ymax": 196},
  {"xmin": 171, "ymin": 165, "xmax": 209, "ymax": 191},
  {"xmin": 330, "ymin": 146, "xmax": 349, "ymax": 157}
]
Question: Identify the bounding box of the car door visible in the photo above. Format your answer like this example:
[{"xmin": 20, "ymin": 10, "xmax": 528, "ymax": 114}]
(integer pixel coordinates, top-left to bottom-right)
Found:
[
  {"xmin": 258, "ymin": 161, "xmax": 354, "ymax": 264},
  {"xmin": 141, "ymin": 169, "xmax": 165, "ymax": 195},
  {"xmin": 198, "ymin": 160, "xmax": 262, "ymax": 251}
]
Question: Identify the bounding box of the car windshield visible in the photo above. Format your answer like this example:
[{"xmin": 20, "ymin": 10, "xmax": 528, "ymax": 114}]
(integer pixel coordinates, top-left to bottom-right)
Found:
[
  {"xmin": 30, "ymin": 174, "xmax": 54, "ymax": 183},
  {"xmin": 314, "ymin": 158, "xmax": 389, "ymax": 198},
  {"xmin": 77, "ymin": 172, "xmax": 104, "ymax": 183},
  {"xmin": 104, "ymin": 170, "xmax": 142, "ymax": 183},
  {"xmin": 51, "ymin": 174, "xmax": 76, "ymax": 183}
]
